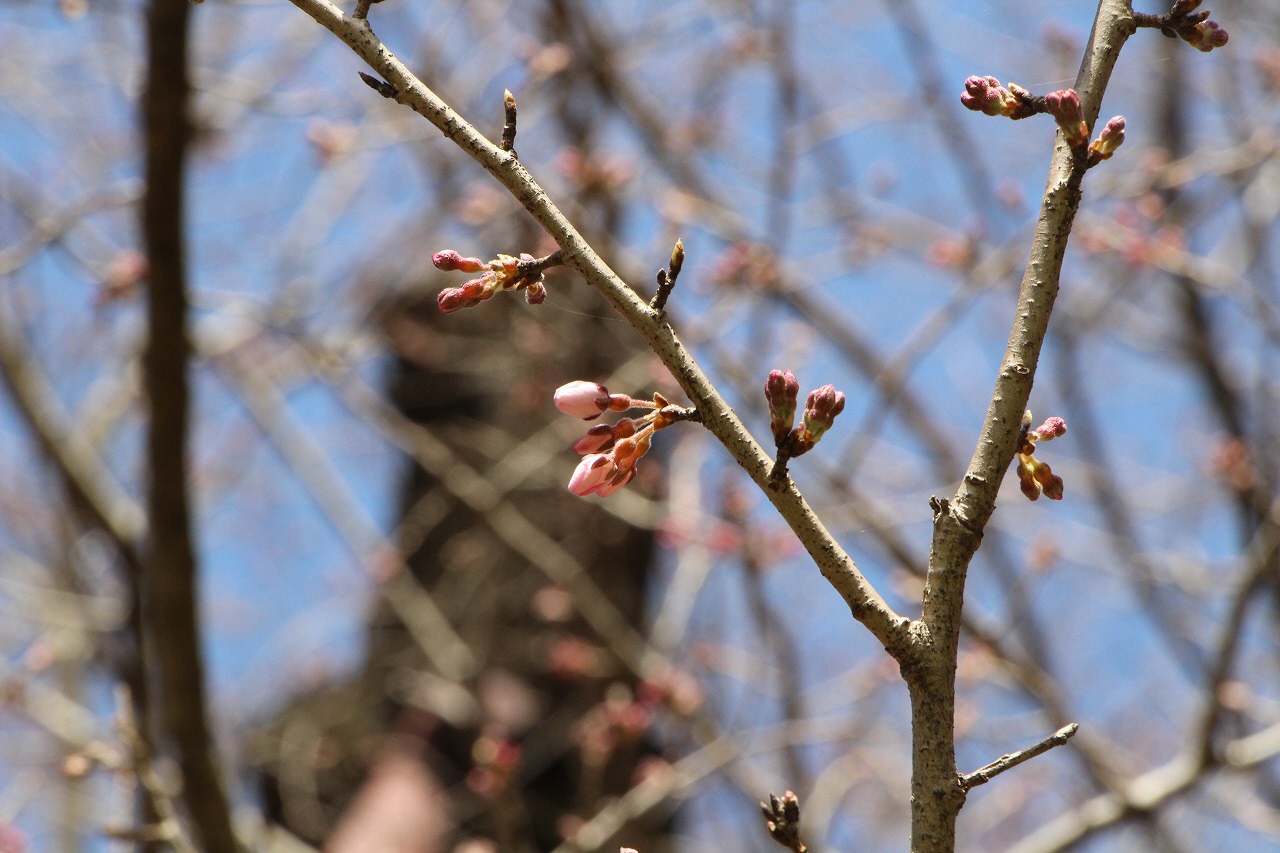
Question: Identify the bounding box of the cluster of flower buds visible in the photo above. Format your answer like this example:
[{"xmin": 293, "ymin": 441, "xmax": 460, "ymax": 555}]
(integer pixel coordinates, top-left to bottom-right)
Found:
[
  {"xmin": 432, "ymin": 249, "xmax": 549, "ymax": 313},
  {"xmin": 554, "ymin": 381, "xmax": 688, "ymax": 498},
  {"xmin": 960, "ymin": 76, "xmax": 1036, "ymax": 119},
  {"xmin": 964, "ymin": 80, "xmax": 1128, "ymax": 165},
  {"xmin": 1015, "ymin": 411, "xmax": 1067, "ymax": 501},
  {"xmin": 1165, "ymin": 0, "xmax": 1229, "ymax": 52},
  {"xmin": 765, "ymin": 370, "xmax": 846, "ymax": 459}
]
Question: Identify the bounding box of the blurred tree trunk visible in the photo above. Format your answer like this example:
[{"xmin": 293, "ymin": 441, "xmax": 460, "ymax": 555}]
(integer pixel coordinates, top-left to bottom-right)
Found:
[
  {"xmin": 257, "ymin": 250, "xmax": 670, "ymax": 853},
  {"xmin": 141, "ymin": 1, "xmax": 240, "ymax": 850}
]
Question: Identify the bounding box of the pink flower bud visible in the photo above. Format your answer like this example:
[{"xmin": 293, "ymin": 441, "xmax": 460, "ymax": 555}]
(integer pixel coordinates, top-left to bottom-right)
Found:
[
  {"xmin": 437, "ymin": 287, "xmax": 470, "ymax": 313},
  {"xmin": 1089, "ymin": 116, "xmax": 1126, "ymax": 162},
  {"xmin": 574, "ymin": 424, "xmax": 616, "ymax": 454},
  {"xmin": 1185, "ymin": 19, "xmax": 1228, "ymax": 52},
  {"xmin": 432, "ymin": 250, "xmax": 488, "ymax": 273},
  {"xmin": 802, "ymin": 384, "xmax": 846, "ymax": 441},
  {"xmin": 567, "ymin": 452, "xmax": 636, "ymax": 497},
  {"xmin": 525, "ymin": 282, "xmax": 547, "ymax": 304},
  {"xmin": 568, "ymin": 453, "xmax": 614, "ymax": 496},
  {"xmin": 765, "ymin": 369, "xmax": 800, "ymax": 445},
  {"xmin": 1032, "ymin": 416, "xmax": 1068, "ymax": 441},
  {"xmin": 1045, "ymin": 89, "xmax": 1088, "ymax": 148},
  {"xmin": 460, "ymin": 277, "xmax": 495, "ymax": 299},
  {"xmin": 554, "ymin": 381, "xmax": 610, "ymax": 419},
  {"xmin": 961, "ymin": 76, "xmax": 1016, "ymax": 117}
]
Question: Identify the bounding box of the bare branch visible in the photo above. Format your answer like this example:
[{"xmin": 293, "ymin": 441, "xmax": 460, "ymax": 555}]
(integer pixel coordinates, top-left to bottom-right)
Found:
[{"xmin": 960, "ymin": 724, "xmax": 1079, "ymax": 791}]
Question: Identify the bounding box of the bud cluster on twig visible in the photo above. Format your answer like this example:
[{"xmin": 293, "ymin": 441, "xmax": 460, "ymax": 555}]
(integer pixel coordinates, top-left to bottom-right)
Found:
[
  {"xmin": 765, "ymin": 370, "xmax": 846, "ymax": 481},
  {"xmin": 553, "ymin": 380, "xmax": 699, "ymax": 498},
  {"xmin": 1135, "ymin": 0, "xmax": 1229, "ymax": 53},
  {"xmin": 1015, "ymin": 411, "xmax": 1068, "ymax": 501},
  {"xmin": 432, "ymin": 248, "xmax": 564, "ymax": 313},
  {"xmin": 962, "ymin": 78, "xmax": 1127, "ymax": 166}
]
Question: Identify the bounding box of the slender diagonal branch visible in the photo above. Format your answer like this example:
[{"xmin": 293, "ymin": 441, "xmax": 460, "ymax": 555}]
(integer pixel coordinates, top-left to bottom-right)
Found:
[
  {"xmin": 960, "ymin": 724, "xmax": 1079, "ymax": 791},
  {"xmin": 286, "ymin": 0, "xmax": 911, "ymax": 661}
]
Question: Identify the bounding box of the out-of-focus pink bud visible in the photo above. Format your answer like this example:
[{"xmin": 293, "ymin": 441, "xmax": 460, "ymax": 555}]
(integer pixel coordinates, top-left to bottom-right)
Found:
[
  {"xmin": 554, "ymin": 381, "xmax": 610, "ymax": 419},
  {"xmin": 432, "ymin": 249, "xmax": 488, "ymax": 273},
  {"xmin": 525, "ymin": 282, "xmax": 547, "ymax": 305},
  {"xmin": 1045, "ymin": 89, "xmax": 1088, "ymax": 148}
]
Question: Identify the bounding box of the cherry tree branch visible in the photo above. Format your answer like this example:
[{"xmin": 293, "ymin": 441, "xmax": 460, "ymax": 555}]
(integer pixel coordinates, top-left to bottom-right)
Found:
[
  {"xmin": 909, "ymin": 2, "xmax": 1137, "ymax": 849},
  {"xmin": 285, "ymin": 0, "xmax": 911, "ymax": 661}
]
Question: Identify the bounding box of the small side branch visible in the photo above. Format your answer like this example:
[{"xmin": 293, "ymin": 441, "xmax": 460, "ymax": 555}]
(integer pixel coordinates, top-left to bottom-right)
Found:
[
  {"xmin": 501, "ymin": 88, "xmax": 518, "ymax": 153},
  {"xmin": 649, "ymin": 237, "xmax": 685, "ymax": 313},
  {"xmin": 960, "ymin": 723, "xmax": 1079, "ymax": 791},
  {"xmin": 516, "ymin": 248, "xmax": 564, "ymax": 280}
]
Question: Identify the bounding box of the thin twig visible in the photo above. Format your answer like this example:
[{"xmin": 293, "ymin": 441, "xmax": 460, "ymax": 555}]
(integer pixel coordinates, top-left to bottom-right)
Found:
[
  {"xmin": 501, "ymin": 88, "xmax": 518, "ymax": 153},
  {"xmin": 960, "ymin": 723, "xmax": 1079, "ymax": 791}
]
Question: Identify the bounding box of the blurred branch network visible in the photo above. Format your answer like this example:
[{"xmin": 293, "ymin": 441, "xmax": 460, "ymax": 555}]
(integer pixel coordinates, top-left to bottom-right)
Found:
[{"xmin": 0, "ymin": 0, "xmax": 1276, "ymax": 851}]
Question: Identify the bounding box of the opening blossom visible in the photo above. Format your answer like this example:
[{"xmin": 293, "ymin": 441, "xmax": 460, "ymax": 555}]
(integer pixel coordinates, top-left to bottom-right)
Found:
[
  {"xmin": 555, "ymin": 381, "xmax": 692, "ymax": 498},
  {"xmin": 1016, "ymin": 411, "xmax": 1068, "ymax": 501}
]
